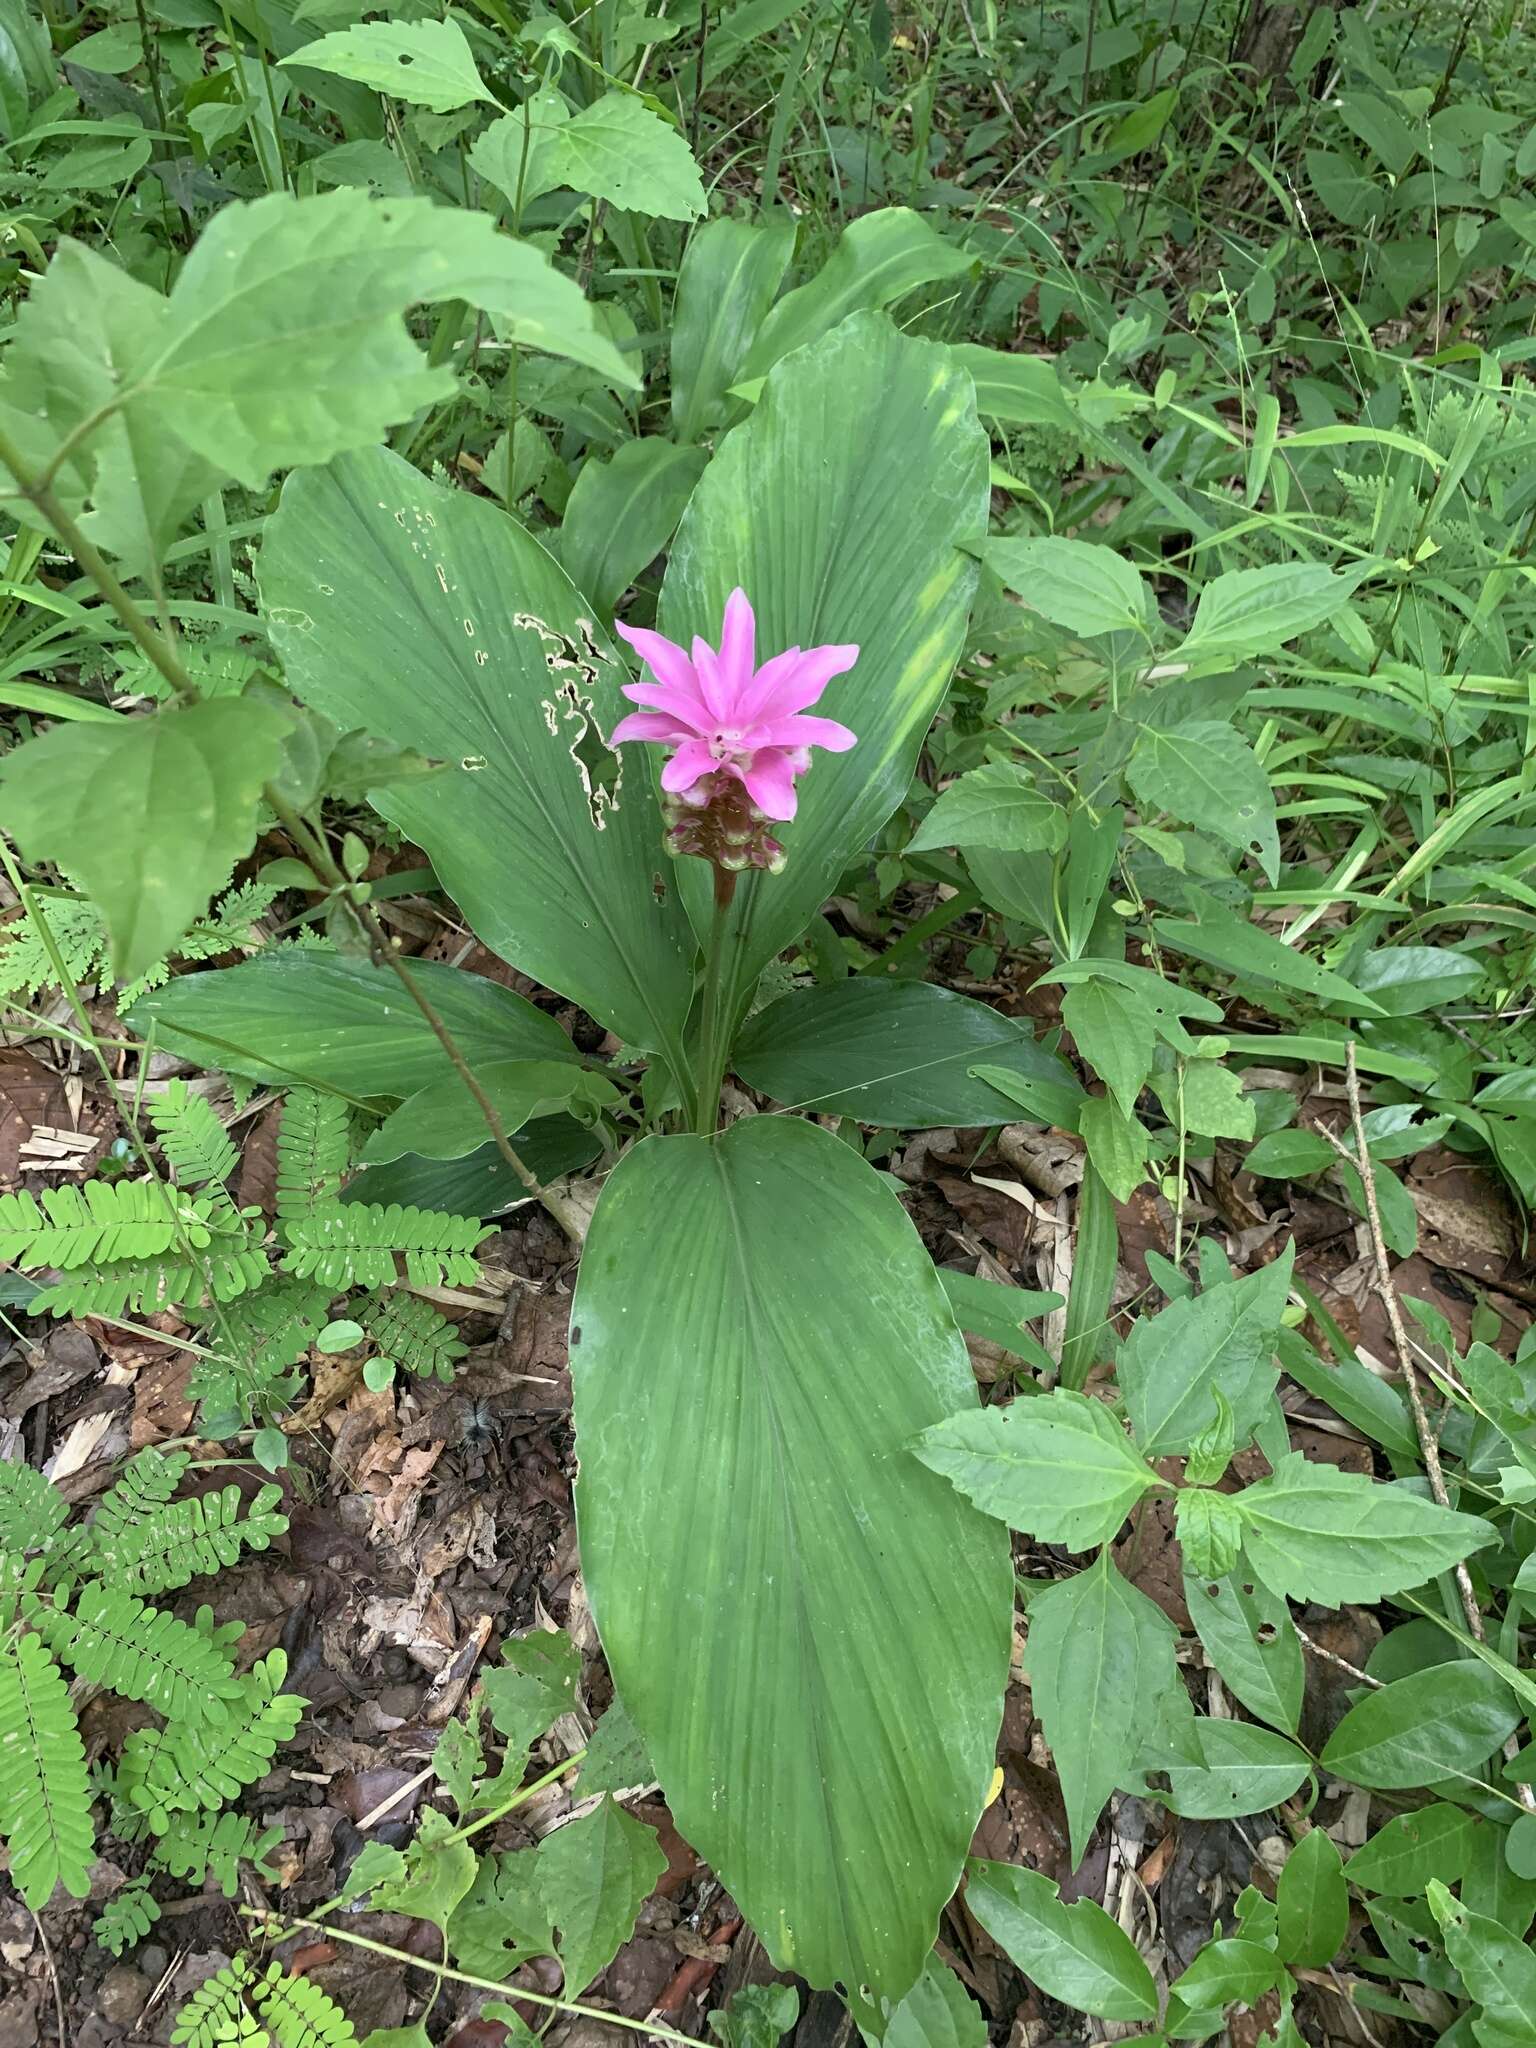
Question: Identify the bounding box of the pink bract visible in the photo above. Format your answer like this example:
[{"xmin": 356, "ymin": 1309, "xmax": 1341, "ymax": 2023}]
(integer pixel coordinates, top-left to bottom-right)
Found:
[{"xmin": 609, "ymin": 588, "xmax": 858, "ymax": 823}]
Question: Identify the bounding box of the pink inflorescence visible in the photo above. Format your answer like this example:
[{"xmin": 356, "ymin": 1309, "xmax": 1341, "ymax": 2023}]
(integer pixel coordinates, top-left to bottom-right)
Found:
[{"xmin": 610, "ymin": 588, "xmax": 858, "ymax": 873}]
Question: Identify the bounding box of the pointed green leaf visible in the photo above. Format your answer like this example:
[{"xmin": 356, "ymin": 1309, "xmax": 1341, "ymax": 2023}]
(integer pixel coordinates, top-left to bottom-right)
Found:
[
  {"xmin": 0, "ymin": 698, "xmax": 291, "ymax": 981},
  {"xmin": 1126, "ymin": 720, "xmax": 1279, "ymax": 885},
  {"xmin": 1177, "ymin": 562, "xmax": 1374, "ymax": 658},
  {"xmin": 661, "ymin": 313, "xmax": 987, "ymax": 994},
  {"xmin": 986, "ymin": 537, "xmax": 1147, "ymax": 639},
  {"xmin": 670, "ymin": 215, "xmax": 796, "ymax": 442},
  {"xmin": 1118, "ymin": 1249, "xmax": 1292, "ymax": 1459},
  {"xmin": 539, "ymin": 1797, "xmax": 667, "ymax": 1994},
  {"xmin": 482, "ymin": 1632, "xmax": 581, "ymax": 1757},
  {"xmin": 260, "ymin": 445, "xmax": 697, "ymax": 1063},
  {"xmin": 879, "ymin": 1956, "xmax": 987, "ymax": 2048},
  {"xmin": 546, "ymin": 91, "xmax": 706, "ymax": 220},
  {"xmin": 908, "ymin": 763, "xmax": 1067, "ymax": 855},
  {"xmin": 361, "ymin": 1060, "xmax": 617, "ymax": 1164},
  {"xmin": 366, "ymin": 1808, "xmax": 478, "ymax": 1933},
  {"xmin": 1344, "ymin": 1805, "xmax": 1474, "ymax": 1897},
  {"xmin": 1154, "ymin": 1718, "xmax": 1312, "ymax": 1817},
  {"xmin": 965, "ymin": 1862, "xmax": 1158, "ymax": 2021},
  {"xmin": 1428, "ymin": 1881, "xmax": 1536, "ymax": 2048},
  {"xmin": 571, "ymin": 1117, "xmax": 1011, "ymax": 2002},
  {"xmin": 286, "ymin": 19, "xmax": 495, "ymax": 111},
  {"xmin": 1174, "ymin": 1488, "xmax": 1244, "ymax": 1580},
  {"xmin": 1277, "ymin": 1827, "xmax": 1348, "ymax": 1967},
  {"xmin": 1183, "ymin": 1564, "xmax": 1302, "ymax": 1734},
  {"xmin": 1062, "ymin": 981, "xmax": 1153, "ymax": 1119},
  {"xmin": 558, "ymin": 438, "xmax": 707, "ymax": 616},
  {"xmin": 1322, "ymin": 1663, "xmax": 1521, "ymax": 1790},
  {"xmin": 916, "ymin": 1390, "xmax": 1158, "ymax": 1549}
]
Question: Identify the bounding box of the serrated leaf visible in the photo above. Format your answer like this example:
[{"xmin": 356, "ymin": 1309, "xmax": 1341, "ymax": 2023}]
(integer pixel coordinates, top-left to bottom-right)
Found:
[
  {"xmin": 1118, "ymin": 1248, "xmax": 1292, "ymax": 1459},
  {"xmin": 539, "ymin": 1797, "xmax": 666, "ymax": 1994},
  {"xmin": 1175, "ymin": 1488, "xmax": 1244, "ymax": 1579},
  {"xmin": 578, "ymin": 1697, "xmax": 654, "ymax": 1798},
  {"xmin": 1158, "ymin": 1056, "xmax": 1255, "ymax": 1141},
  {"xmin": 965, "ymin": 1861, "xmax": 1157, "ymax": 2021},
  {"xmin": 915, "ymin": 1390, "xmax": 1158, "ymax": 1550},
  {"xmin": 482, "ymin": 1632, "xmax": 581, "ymax": 1757},
  {"xmin": 1062, "ymin": 981, "xmax": 1152, "ymax": 1120},
  {"xmin": 1322, "ymin": 1663, "xmax": 1521, "ymax": 1789},
  {"xmin": 1177, "ymin": 561, "xmax": 1373, "ymax": 658},
  {"xmin": 908, "ymin": 763, "xmax": 1067, "ymax": 855},
  {"xmin": 367, "ymin": 1807, "xmax": 478, "ymax": 1932},
  {"xmin": 0, "ymin": 699, "xmax": 291, "ymax": 981},
  {"xmin": 986, "ymin": 537, "xmax": 1147, "ymax": 638},
  {"xmin": 1126, "ymin": 719, "xmax": 1279, "ymax": 885},
  {"xmin": 1027, "ymin": 1548, "xmax": 1190, "ymax": 1865},
  {"xmin": 1235, "ymin": 1453, "xmax": 1496, "ymax": 1604},
  {"xmin": 545, "ymin": 90, "xmax": 706, "ymax": 220},
  {"xmin": 286, "ymin": 18, "xmax": 494, "ymax": 111}
]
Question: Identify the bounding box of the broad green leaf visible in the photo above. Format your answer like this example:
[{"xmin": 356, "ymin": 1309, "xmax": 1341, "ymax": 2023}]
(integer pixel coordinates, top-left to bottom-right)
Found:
[
  {"xmin": 710, "ymin": 1984, "xmax": 799, "ymax": 2048},
  {"xmin": 952, "ymin": 346, "xmax": 1077, "ymax": 430},
  {"xmin": 361, "ymin": 1060, "xmax": 618, "ymax": 1163},
  {"xmin": 558, "ymin": 438, "xmax": 707, "ymax": 617},
  {"xmin": 734, "ymin": 979, "xmax": 1082, "ymax": 1129},
  {"xmin": 538, "ymin": 1797, "xmax": 666, "ymax": 1994},
  {"xmin": 260, "ymin": 446, "xmax": 697, "ymax": 1065},
  {"xmin": 571, "ymin": 1117, "xmax": 1011, "ymax": 2004},
  {"xmin": 285, "ymin": 20, "xmax": 495, "ymax": 111},
  {"xmin": 1118, "ymin": 1249, "xmax": 1292, "ymax": 1459},
  {"xmin": 1183, "ymin": 1564, "xmax": 1302, "ymax": 1733},
  {"xmin": 0, "ymin": 698, "xmax": 290, "ymax": 982},
  {"xmin": 936, "ymin": 1270, "xmax": 1061, "ymax": 1373},
  {"xmin": 1158, "ymin": 1055, "xmax": 1255, "ymax": 1142},
  {"xmin": 1235, "ymin": 1453, "xmax": 1496, "ymax": 1604},
  {"xmin": 1351, "ymin": 944, "xmax": 1486, "ymax": 1016},
  {"xmin": 1154, "ymin": 1717, "xmax": 1313, "ymax": 1817},
  {"xmin": 1344, "ymin": 1805, "xmax": 1474, "ymax": 1897},
  {"xmin": 740, "ymin": 209, "xmax": 972, "ymax": 383},
  {"xmin": 1277, "ymin": 1827, "xmax": 1347, "ymax": 1967},
  {"xmin": 965, "ymin": 1861, "xmax": 1158, "ymax": 2021},
  {"xmin": 908, "ymin": 763, "xmax": 1067, "ymax": 855},
  {"xmin": 450, "ymin": 1848, "xmax": 556, "ymax": 1980},
  {"xmin": 577, "ymin": 1697, "xmax": 654, "ymax": 1799},
  {"xmin": 662, "ymin": 314, "xmax": 987, "ymax": 998},
  {"xmin": 1166, "ymin": 1937, "xmax": 1285, "ymax": 2027},
  {"xmin": 916, "ymin": 1390, "xmax": 1158, "ymax": 1549},
  {"xmin": 1464, "ymin": 1822, "xmax": 1536, "ymax": 1936},
  {"xmin": 1152, "ymin": 912, "xmax": 1381, "ymax": 1012},
  {"xmin": 1244, "ymin": 1129, "xmax": 1334, "ymax": 1178},
  {"xmin": 343, "ymin": 1124, "xmax": 602, "ymax": 1217},
  {"xmin": 1126, "ymin": 720, "xmax": 1279, "ymax": 885},
  {"xmin": 986, "ymin": 537, "xmax": 1147, "ymax": 639},
  {"xmin": 1043, "ymin": 954, "xmax": 1222, "ymax": 1031},
  {"xmin": 1028, "ymin": 1548, "xmax": 1190, "ymax": 1866},
  {"xmin": 879, "ymin": 1955, "xmax": 986, "ymax": 2048},
  {"xmin": 1063, "ymin": 981, "xmax": 1152, "ymax": 1119},
  {"xmin": 1322, "ymin": 1663, "xmax": 1521, "ymax": 1789},
  {"xmin": 1177, "ymin": 562, "xmax": 1373, "ymax": 658},
  {"xmin": 1428, "ymin": 1881, "xmax": 1536, "ymax": 2048},
  {"xmin": 130, "ymin": 952, "xmax": 577, "ymax": 1097},
  {"xmin": 546, "ymin": 91, "xmax": 706, "ymax": 221},
  {"xmin": 670, "ymin": 215, "xmax": 796, "ymax": 442},
  {"xmin": 482, "ymin": 1632, "xmax": 581, "ymax": 1756},
  {"xmin": 699, "ymin": 0, "xmax": 805, "ymax": 82},
  {"xmin": 1079, "ymin": 1095, "xmax": 1150, "ymax": 1202},
  {"xmin": 366, "ymin": 1808, "xmax": 477, "ymax": 1932},
  {"xmin": 469, "ymin": 90, "xmax": 572, "ymax": 212}
]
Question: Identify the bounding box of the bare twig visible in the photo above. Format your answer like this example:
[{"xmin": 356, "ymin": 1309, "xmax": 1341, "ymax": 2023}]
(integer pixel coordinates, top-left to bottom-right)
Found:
[
  {"xmin": 1293, "ymin": 1625, "xmax": 1382, "ymax": 1690},
  {"xmin": 1323, "ymin": 1041, "xmax": 1536, "ymax": 1813},
  {"xmin": 30, "ymin": 1907, "xmax": 67, "ymax": 2048}
]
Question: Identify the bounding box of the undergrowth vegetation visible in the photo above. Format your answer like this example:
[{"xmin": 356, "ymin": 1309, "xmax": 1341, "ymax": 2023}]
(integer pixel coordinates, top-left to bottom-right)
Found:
[{"xmin": 0, "ymin": 1, "xmax": 1535, "ymax": 2044}]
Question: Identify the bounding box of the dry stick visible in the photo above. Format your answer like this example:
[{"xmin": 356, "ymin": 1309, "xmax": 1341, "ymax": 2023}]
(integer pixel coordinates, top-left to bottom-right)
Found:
[
  {"xmin": 0, "ymin": 427, "xmax": 589, "ymax": 1246},
  {"xmin": 1323, "ymin": 1041, "xmax": 1536, "ymax": 1815},
  {"xmin": 1292, "ymin": 1624, "xmax": 1382, "ymax": 1690}
]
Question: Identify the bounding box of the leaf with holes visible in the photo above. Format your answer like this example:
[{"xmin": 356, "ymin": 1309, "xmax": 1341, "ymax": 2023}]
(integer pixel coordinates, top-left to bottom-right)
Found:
[
  {"xmin": 285, "ymin": 19, "xmax": 495, "ymax": 111},
  {"xmin": 1126, "ymin": 720, "xmax": 1278, "ymax": 884}
]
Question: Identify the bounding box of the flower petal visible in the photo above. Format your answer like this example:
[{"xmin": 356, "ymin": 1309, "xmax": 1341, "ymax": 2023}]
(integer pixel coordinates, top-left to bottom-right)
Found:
[
  {"xmin": 691, "ymin": 638, "xmax": 735, "ymax": 723},
  {"xmin": 659, "ymin": 739, "xmax": 718, "ymax": 794},
  {"xmin": 739, "ymin": 642, "xmax": 860, "ymax": 721},
  {"xmin": 614, "ymin": 619, "xmax": 707, "ymax": 705},
  {"xmin": 753, "ymin": 712, "xmax": 858, "ymax": 754},
  {"xmin": 738, "ymin": 746, "xmax": 800, "ymax": 821},
  {"xmin": 716, "ymin": 588, "xmax": 756, "ymax": 702},
  {"xmin": 610, "ymin": 712, "xmax": 690, "ymax": 745},
  {"xmin": 620, "ymin": 681, "xmax": 713, "ymax": 732}
]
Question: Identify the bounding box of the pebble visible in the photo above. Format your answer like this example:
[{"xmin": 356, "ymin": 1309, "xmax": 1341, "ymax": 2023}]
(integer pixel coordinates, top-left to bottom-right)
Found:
[
  {"xmin": 137, "ymin": 1943, "xmax": 170, "ymax": 1981},
  {"xmin": 97, "ymin": 1966, "xmax": 150, "ymax": 2026}
]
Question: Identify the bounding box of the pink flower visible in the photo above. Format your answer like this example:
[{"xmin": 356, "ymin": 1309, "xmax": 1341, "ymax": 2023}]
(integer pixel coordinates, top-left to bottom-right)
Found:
[{"xmin": 610, "ymin": 588, "xmax": 858, "ymax": 824}]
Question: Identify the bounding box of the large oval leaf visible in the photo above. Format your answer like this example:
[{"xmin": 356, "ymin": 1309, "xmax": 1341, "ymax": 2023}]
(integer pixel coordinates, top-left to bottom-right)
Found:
[
  {"xmin": 734, "ymin": 978, "xmax": 1083, "ymax": 1128},
  {"xmin": 258, "ymin": 446, "xmax": 697, "ymax": 1068},
  {"xmin": 570, "ymin": 1116, "xmax": 1011, "ymax": 2007},
  {"xmin": 130, "ymin": 951, "xmax": 578, "ymax": 1097},
  {"xmin": 660, "ymin": 312, "xmax": 987, "ymax": 1001}
]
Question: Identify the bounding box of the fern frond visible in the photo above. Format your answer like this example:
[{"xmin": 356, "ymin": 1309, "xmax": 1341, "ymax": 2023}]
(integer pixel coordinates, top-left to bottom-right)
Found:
[
  {"xmin": 357, "ymin": 1289, "xmax": 468, "ymax": 1384},
  {"xmin": 275, "ymin": 1091, "xmax": 351, "ymax": 1222},
  {"xmin": 33, "ymin": 1241, "xmax": 270, "ymax": 1319},
  {"xmin": 0, "ymin": 1457, "xmax": 69, "ymax": 1557},
  {"xmin": 187, "ymin": 1281, "xmax": 331, "ymax": 1436},
  {"xmin": 280, "ymin": 1203, "xmax": 492, "ymax": 1290},
  {"xmin": 147, "ymin": 1082, "xmax": 240, "ymax": 1188},
  {"xmin": 124, "ymin": 1650, "xmax": 304, "ymax": 1829},
  {"xmin": 251, "ymin": 1962, "xmax": 358, "ymax": 2048},
  {"xmin": 95, "ymin": 1875, "xmax": 161, "ymax": 1955},
  {"xmin": 170, "ymin": 1958, "xmax": 269, "ymax": 2048},
  {"xmin": 101, "ymin": 1482, "xmax": 288, "ymax": 1595},
  {"xmin": 33, "ymin": 1584, "xmax": 243, "ymax": 1724},
  {"xmin": 0, "ymin": 1180, "xmax": 241, "ymax": 1271},
  {"xmin": 91, "ymin": 1447, "xmax": 190, "ymax": 1546},
  {"xmin": 150, "ymin": 1809, "xmax": 281, "ymax": 1896},
  {"xmin": 0, "ymin": 1631, "xmax": 94, "ymax": 1907}
]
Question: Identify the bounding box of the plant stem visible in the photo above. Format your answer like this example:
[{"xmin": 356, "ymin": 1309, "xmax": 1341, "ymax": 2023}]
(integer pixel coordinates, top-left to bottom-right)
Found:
[
  {"xmin": 439, "ymin": 1746, "xmax": 586, "ymax": 1848},
  {"xmin": 0, "ymin": 423, "xmax": 589, "ymax": 1245},
  {"xmin": 692, "ymin": 865, "xmax": 739, "ymax": 1137}
]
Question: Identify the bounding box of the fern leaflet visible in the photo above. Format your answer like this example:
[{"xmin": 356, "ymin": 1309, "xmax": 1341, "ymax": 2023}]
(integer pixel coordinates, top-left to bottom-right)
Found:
[
  {"xmin": 170, "ymin": 1958, "xmax": 269, "ymax": 2047},
  {"xmin": 34, "ymin": 1583, "xmax": 244, "ymax": 1724},
  {"xmin": 357, "ymin": 1289, "xmax": 468, "ymax": 1383},
  {"xmin": 0, "ymin": 1457, "xmax": 69, "ymax": 1557},
  {"xmin": 187, "ymin": 1280, "xmax": 331, "ymax": 1436},
  {"xmin": 123, "ymin": 1650, "xmax": 304, "ymax": 1829},
  {"xmin": 95, "ymin": 1875, "xmax": 161, "ymax": 1955},
  {"xmin": 34, "ymin": 1241, "xmax": 270, "ymax": 1319},
  {"xmin": 0, "ymin": 1631, "xmax": 94, "ymax": 1907},
  {"xmin": 251, "ymin": 1963, "xmax": 359, "ymax": 2048},
  {"xmin": 148, "ymin": 1081, "xmax": 240, "ymax": 1187},
  {"xmin": 150, "ymin": 1809, "xmax": 281, "ymax": 1896},
  {"xmin": 275, "ymin": 1090, "xmax": 351, "ymax": 1221},
  {"xmin": 91, "ymin": 1447, "xmax": 190, "ymax": 1545},
  {"xmin": 0, "ymin": 1180, "xmax": 248, "ymax": 1272},
  {"xmin": 280, "ymin": 1202, "xmax": 492, "ymax": 1290},
  {"xmin": 101, "ymin": 1482, "xmax": 288, "ymax": 1595}
]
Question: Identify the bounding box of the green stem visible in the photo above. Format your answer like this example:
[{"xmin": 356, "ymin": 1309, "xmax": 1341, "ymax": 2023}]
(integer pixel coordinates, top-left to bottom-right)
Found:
[
  {"xmin": 440, "ymin": 1746, "xmax": 585, "ymax": 1848},
  {"xmin": 692, "ymin": 865, "xmax": 739, "ymax": 1136}
]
